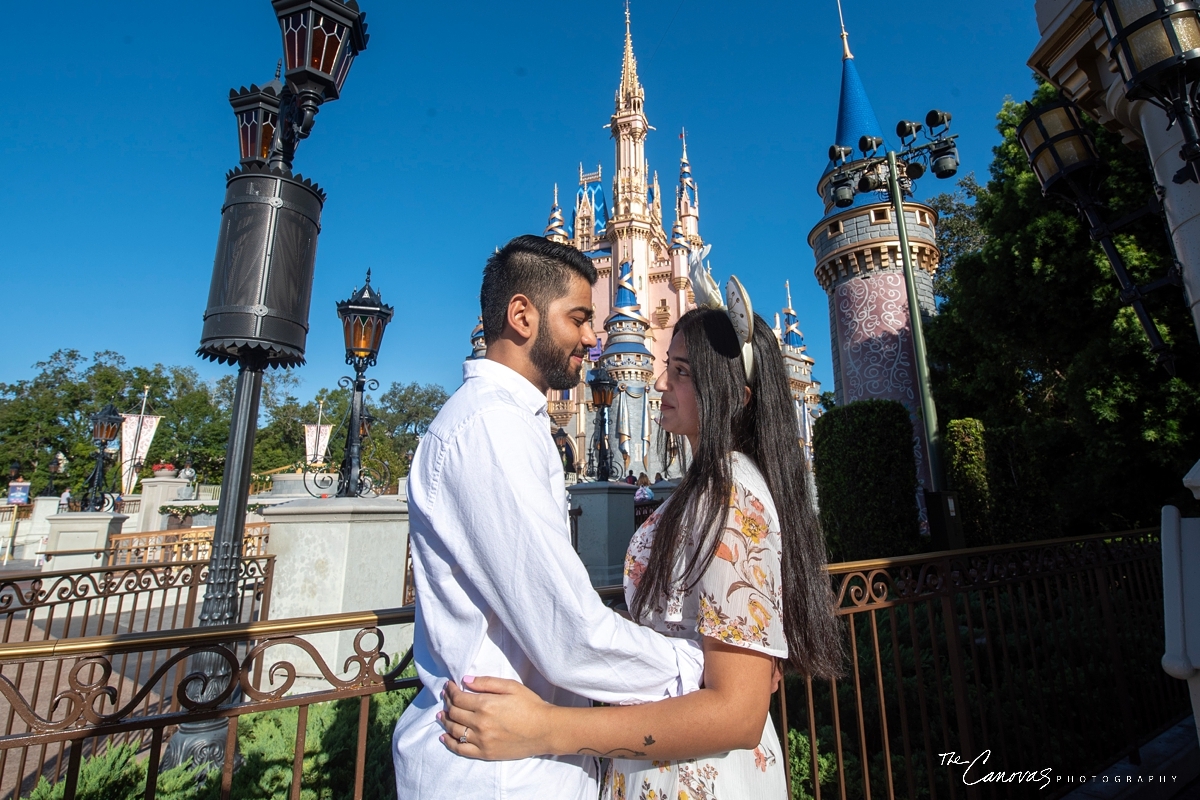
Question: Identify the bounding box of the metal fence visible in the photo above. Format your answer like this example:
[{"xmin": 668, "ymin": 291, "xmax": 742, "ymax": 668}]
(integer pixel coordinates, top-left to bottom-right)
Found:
[
  {"xmin": 0, "ymin": 607, "xmax": 411, "ymax": 800},
  {"xmin": 104, "ymin": 523, "xmax": 270, "ymax": 566},
  {"xmin": 0, "ymin": 530, "xmax": 1187, "ymax": 800},
  {"xmin": 0, "ymin": 508, "xmax": 32, "ymax": 525},
  {"xmin": 791, "ymin": 528, "xmax": 1189, "ymax": 800},
  {"xmin": 0, "ymin": 557, "xmax": 273, "ymax": 796}
]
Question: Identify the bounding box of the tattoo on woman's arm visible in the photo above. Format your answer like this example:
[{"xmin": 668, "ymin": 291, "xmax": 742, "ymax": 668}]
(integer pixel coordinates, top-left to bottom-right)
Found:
[{"xmin": 576, "ymin": 734, "xmax": 657, "ymax": 759}]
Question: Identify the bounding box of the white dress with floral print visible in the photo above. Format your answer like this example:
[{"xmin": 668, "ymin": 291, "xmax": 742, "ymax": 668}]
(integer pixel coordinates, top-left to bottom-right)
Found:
[{"xmin": 603, "ymin": 452, "xmax": 788, "ymax": 800}]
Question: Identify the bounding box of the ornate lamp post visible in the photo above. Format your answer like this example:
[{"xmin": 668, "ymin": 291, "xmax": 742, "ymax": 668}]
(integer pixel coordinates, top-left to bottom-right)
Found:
[
  {"xmin": 552, "ymin": 427, "xmax": 575, "ymax": 476},
  {"xmin": 335, "ymin": 270, "xmax": 393, "ymax": 497},
  {"xmin": 1017, "ymin": 99, "xmax": 1178, "ymax": 372},
  {"xmin": 82, "ymin": 404, "xmax": 122, "ymax": 512},
  {"xmin": 169, "ymin": 0, "xmax": 369, "ymax": 771},
  {"xmin": 41, "ymin": 456, "xmax": 60, "ymax": 498},
  {"xmin": 827, "ymin": 110, "xmax": 960, "ymax": 491},
  {"xmin": 1094, "ymin": 0, "xmax": 1200, "ymax": 183},
  {"xmin": 586, "ymin": 366, "xmax": 617, "ymax": 482}
]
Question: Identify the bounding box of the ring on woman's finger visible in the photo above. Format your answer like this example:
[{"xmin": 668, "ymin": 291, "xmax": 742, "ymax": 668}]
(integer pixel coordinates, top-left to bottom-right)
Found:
[{"xmin": 458, "ymin": 727, "xmax": 469, "ymax": 745}]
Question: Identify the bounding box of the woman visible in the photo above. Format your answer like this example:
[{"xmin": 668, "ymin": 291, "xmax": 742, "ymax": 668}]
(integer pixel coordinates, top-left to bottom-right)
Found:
[{"xmin": 438, "ymin": 305, "xmax": 843, "ymax": 799}]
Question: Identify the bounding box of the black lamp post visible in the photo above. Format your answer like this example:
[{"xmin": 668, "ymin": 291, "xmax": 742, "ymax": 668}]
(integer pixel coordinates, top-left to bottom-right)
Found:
[
  {"xmin": 552, "ymin": 427, "xmax": 575, "ymax": 476},
  {"xmin": 7, "ymin": 461, "xmax": 18, "ymax": 482},
  {"xmin": 1094, "ymin": 0, "xmax": 1200, "ymax": 183},
  {"xmin": 41, "ymin": 456, "xmax": 60, "ymax": 498},
  {"xmin": 335, "ymin": 270, "xmax": 393, "ymax": 497},
  {"xmin": 586, "ymin": 366, "xmax": 617, "ymax": 482},
  {"xmin": 1017, "ymin": 99, "xmax": 1178, "ymax": 372},
  {"xmin": 169, "ymin": 0, "xmax": 369, "ymax": 773},
  {"xmin": 82, "ymin": 404, "xmax": 122, "ymax": 512}
]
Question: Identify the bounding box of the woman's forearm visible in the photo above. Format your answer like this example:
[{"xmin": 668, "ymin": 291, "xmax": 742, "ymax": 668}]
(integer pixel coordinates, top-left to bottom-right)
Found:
[{"xmin": 546, "ymin": 685, "xmax": 769, "ymax": 761}]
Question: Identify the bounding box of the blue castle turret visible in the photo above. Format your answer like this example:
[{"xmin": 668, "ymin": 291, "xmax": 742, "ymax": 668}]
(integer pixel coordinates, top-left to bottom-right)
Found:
[
  {"xmin": 807, "ymin": 8, "xmax": 942, "ymax": 518},
  {"xmin": 599, "ymin": 260, "xmax": 654, "ymax": 476}
]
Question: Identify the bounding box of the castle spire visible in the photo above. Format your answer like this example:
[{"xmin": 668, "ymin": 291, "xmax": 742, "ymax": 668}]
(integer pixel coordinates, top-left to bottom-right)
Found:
[
  {"xmin": 836, "ymin": 0, "xmax": 854, "ymax": 60},
  {"xmin": 617, "ymin": 0, "xmax": 643, "ymax": 111},
  {"xmin": 821, "ymin": 1, "xmax": 886, "ymax": 183},
  {"xmin": 545, "ymin": 183, "xmax": 569, "ymax": 243}
]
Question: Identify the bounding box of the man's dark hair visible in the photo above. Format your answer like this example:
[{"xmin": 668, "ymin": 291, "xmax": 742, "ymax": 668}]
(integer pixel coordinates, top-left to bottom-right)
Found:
[{"xmin": 480, "ymin": 235, "xmax": 598, "ymax": 344}]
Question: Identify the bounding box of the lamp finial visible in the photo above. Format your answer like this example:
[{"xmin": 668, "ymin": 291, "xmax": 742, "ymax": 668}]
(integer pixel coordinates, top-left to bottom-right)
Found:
[{"xmin": 836, "ymin": 0, "xmax": 854, "ymax": 60}]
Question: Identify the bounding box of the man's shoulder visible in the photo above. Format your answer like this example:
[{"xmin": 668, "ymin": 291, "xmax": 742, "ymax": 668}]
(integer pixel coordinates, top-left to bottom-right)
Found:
[{"xmin": 427, "ymin": 379, "xmax": 541, "ymax": 444}]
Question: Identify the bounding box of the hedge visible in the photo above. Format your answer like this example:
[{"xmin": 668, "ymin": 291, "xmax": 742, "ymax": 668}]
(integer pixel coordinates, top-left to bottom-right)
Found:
[
  {"xmin": 944, "ymin": 418, "xmax": 991, "ymax": 546},
  {"xmin": 811, "ymin": 399, "xmax": 921, "ymax": 562}
]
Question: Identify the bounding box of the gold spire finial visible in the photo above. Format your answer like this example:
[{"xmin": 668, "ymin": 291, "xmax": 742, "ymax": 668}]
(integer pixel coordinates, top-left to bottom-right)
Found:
[
  {"xmin": 836, "ymin": 0, "xmax": 854, "ymax": 60},
  {"xmin": 681, "ymin": 127, "xmax": 688, "ymax": 160},
  {"xmin": 618, "ymin": 0, "xmax": 642, "ymax": 105}
]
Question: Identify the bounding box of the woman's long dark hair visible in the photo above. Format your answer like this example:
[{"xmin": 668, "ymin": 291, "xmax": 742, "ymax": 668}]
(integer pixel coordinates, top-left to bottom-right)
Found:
[{"xmin": 631, "ymin": 308, "xmax": 843, "ymax": 678}]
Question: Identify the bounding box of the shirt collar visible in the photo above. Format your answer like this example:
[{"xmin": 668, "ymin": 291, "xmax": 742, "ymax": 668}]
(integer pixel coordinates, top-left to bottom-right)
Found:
[{"xmin": 462, "ymin": 358, "xmax": 548, "ymax": 416}]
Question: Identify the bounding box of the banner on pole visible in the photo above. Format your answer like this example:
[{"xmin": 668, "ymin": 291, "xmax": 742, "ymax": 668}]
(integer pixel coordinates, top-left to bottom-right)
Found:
[
  {"xmin": 121, "ymin": 414, "xmax": 162, "ymax": 495},
  {"xmin": 304, "ymin": 424, "xmax": 333, "ymax": 464}
]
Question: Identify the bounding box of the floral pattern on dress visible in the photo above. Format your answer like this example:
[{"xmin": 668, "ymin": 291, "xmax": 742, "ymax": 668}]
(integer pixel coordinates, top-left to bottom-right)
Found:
[{"xmin": 602, "ymin": 453, "xmax": 789, "ymax": 800}]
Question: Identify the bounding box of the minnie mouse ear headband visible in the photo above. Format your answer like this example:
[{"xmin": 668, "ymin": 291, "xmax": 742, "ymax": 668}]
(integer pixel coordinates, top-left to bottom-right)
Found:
[{"xmin": 687, "ymin": 245, "xmax": 756, "ymax": 383}]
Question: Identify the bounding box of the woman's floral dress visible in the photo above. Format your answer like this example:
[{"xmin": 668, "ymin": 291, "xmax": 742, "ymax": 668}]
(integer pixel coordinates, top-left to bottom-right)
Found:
[{"xmin": 603, "ymin": 452, "xmax": 788, "ymax": 800}]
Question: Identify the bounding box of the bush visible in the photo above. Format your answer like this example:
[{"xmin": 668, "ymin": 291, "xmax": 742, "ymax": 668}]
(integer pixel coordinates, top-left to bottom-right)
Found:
[
  {"xmin": 811, "ymin": 400, "xmax": 921, "ymax": 561},
  {"xmin": 23, "ymin": 740, "xmax": 204, "ymax": 800},
  {"xmin": 944, "ymin": 418, "xmax": 992, "ymax": 546}
]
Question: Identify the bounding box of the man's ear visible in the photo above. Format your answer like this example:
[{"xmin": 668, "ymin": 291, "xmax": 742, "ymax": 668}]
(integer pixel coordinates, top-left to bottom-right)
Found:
[
  {"xmin": 506, "ymin": 294, "xmax": 538, "ymax": 342},
  {"xmin": 743, "ymin": 385, "xmax": 752, "ymax": 407}
]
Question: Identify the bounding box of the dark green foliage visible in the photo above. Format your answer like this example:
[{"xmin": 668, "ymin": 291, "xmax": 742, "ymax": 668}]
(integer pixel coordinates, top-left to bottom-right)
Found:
[
  {"xmin": 0, "ymin": 351, "xmax": 446, "ymax": 495},
  {"xmin": 925, "ymin": 78, "xmax": 1200, "ymax": 537},
  {"xmin": 23, "ymin": 740, "xmax": 204, "ymax": 800},
  {"xmin": 944, "ymin": 419, "xmax": 992, "ymax": 546},
  {"xmin": 811, "ymin": 399, "xmax": 921, "ymax": 561}
]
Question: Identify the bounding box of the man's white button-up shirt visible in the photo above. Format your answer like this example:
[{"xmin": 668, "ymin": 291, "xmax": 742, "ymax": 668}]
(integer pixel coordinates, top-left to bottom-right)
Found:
[{"xmin": 392, "ymin": 358, "xmax": 702, "ymax": 800}]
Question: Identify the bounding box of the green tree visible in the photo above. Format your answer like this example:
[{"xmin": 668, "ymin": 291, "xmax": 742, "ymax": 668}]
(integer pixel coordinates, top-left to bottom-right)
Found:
[{"xmin": 925, "ymin": 78, "xmax": 1200, "ymax": 536}]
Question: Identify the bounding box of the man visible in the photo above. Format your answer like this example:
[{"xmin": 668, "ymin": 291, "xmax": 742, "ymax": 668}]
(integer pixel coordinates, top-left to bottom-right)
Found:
[{"xmin": 392, "ymin": 236, "xmax": 702, "ymax": 799}]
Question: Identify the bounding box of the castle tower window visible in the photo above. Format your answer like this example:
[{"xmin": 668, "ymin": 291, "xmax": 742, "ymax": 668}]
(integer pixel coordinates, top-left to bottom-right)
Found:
[
  {"xmin": 828, "ymin": 220, "xmax": 843, "ymax": 237},
  {"xmin": 871, "ymin": 207, "xmax": 891, "ymax": 224}
]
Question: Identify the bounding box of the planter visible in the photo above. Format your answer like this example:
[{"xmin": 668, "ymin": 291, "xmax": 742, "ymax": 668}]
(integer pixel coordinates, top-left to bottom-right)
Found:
[{"xmin": 153, "ymin": 469, "xmax": 179, "ymax": 478}]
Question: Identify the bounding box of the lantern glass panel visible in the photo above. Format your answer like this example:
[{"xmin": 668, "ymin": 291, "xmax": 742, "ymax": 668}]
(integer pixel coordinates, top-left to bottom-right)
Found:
[
  {"xmin": 1034, "ymin": 149, "xmax": 1061, "ymax": 185},
  {"xmin": 1053, "ymin": 135, "xmax": 1096, "ymax": 168},
  {"xmin": 238, "ymin": 111, "xmax": 258, "ymax": 162},
  {"xmin": 1173, "ymin": 12, "xmax": 1200, "ymax": 52},
  {"xmin": 311, "ymin": 15, "xmax": 347, "ymax": 74},
  {"xmin": 282, "ymin": 11, "xmax": 311, "ymax": 71},
  {"xmin": 333, "ymin": 46, "xmax": 356, "ymax": 93},
  {"xmin": 1114, "ymin": 0, "xmax": 1157, "ymax": 25},
  {"xmin": 1020, "ymin": 121, "xmax": 1045, "ymax": 151},
  {"xmin": 1099, "ymin": 3, "xmax": 1118, "ymax": 38},
  {"xmin": 1040, "ymin": 106, "xmax": 1076, "ymax": 137},
  {"xmin": 261, "ymin": 114, "xmax": 276, "ymax": 159},
  {"xmin": 1128, "ymin": 20, "xmax": 1174, "ymax": 71}
]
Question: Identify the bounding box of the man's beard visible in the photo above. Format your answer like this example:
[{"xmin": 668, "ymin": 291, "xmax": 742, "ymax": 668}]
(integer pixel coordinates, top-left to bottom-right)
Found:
[{"xmin": 530, "ymin": 315, "xmax": 587, "ymax": 391}]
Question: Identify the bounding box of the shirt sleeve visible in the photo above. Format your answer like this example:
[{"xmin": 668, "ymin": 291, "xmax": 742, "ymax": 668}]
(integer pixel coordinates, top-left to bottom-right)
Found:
[
  {"xmin": 694, "ymin": 480, "xmax": 788, "ymax": 658},
  {"xmin": 429, "ymin": 406, "xmax": 703, "ymax": 704}
]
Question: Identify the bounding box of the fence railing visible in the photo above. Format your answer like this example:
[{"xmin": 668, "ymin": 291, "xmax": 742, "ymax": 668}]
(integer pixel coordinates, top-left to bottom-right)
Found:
[
  {"xmin": 0, "ymin": 556, "xmax": 273, "ymax": 797},
  {"xmin": 0, "ymin": 507, "xmax": 32, "ymax": 524},
  {"xmin": 0, "ymin": 531, "xmax": 1188, "ymax": 800},
  {"xmin": 792, "ymin": 528, "xmax": 1189, "ymax": 800},
  {"xmin": 104, "ymin": 523, "xmax": 270, "ymax": 566},
  {"xmin": 0, "ymin": 605, "xmax": 410, "ymax": 800}
]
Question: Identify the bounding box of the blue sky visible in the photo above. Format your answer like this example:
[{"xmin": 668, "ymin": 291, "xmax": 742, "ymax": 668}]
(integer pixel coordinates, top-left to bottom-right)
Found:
[{"xmin": 1, "ymin": 0, "xmax": 1041, "ymax": 400}]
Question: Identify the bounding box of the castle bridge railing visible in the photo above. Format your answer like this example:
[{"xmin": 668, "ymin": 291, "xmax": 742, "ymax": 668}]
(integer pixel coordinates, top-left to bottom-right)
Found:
[{"xmin": 0, "ymin": 529, "xmax": 1187, "ymax": 800}]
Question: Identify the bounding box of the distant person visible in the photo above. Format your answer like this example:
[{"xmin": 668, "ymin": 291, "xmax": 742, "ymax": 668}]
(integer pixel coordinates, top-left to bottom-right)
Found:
[
  {"xmin": 439, "ymin": 290, "xmax": 844, "ymax": 800},
  {"xmin": 653, "ymin": 472, "xmax": 663, "ymax": 483},
  {"xmin": 624, "ymin": 470, "xmax": 636, "ymax": 485},
  {"xmin": 391, "ymin": 235, "xmax": 703, "ymax": 800},
  {"xmin": 634, "ymin": 472, "xmax": 654, "ymax": 502}
]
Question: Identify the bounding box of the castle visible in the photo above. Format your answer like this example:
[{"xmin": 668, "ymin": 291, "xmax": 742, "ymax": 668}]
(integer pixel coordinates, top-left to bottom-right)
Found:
[{"xmin": 469, "ymin": 8, "xmax": 822, "ymax": 479}]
